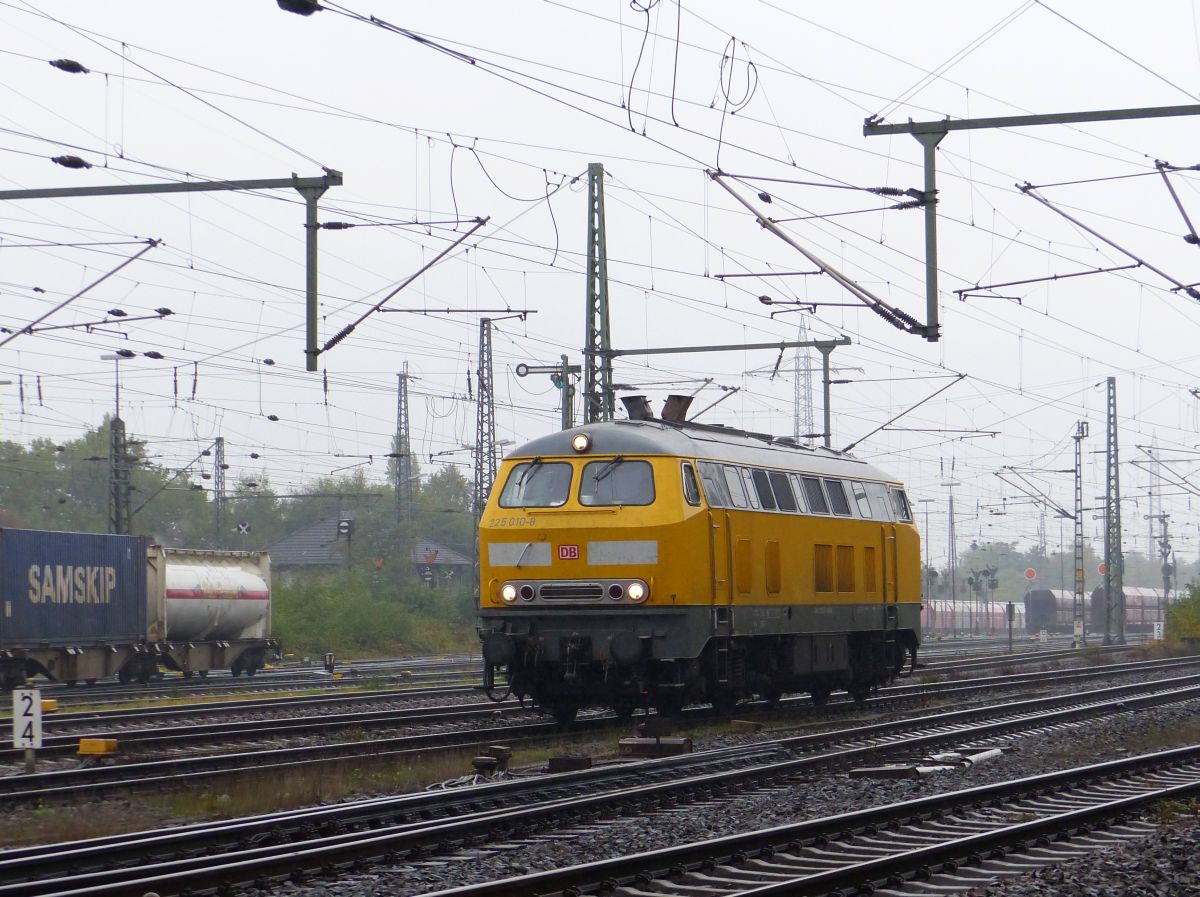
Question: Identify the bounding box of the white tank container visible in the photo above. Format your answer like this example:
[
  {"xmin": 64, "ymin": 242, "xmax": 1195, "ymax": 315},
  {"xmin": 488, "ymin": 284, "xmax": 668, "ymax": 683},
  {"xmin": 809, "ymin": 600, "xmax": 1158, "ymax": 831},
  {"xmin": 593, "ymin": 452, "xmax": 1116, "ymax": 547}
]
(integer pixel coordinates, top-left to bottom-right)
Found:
[{"xmin": 146, "ymin": 548, "xmax": 271, "ymax": 642}]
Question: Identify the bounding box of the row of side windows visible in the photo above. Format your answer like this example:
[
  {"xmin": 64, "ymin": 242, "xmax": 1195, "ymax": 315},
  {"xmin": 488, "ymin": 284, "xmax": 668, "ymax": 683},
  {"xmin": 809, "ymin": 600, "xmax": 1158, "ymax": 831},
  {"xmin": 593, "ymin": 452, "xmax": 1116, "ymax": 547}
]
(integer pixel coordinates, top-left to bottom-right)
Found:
[{"xmin": 692, "ymin": 460, "xmax": 912, "ymax": 523}]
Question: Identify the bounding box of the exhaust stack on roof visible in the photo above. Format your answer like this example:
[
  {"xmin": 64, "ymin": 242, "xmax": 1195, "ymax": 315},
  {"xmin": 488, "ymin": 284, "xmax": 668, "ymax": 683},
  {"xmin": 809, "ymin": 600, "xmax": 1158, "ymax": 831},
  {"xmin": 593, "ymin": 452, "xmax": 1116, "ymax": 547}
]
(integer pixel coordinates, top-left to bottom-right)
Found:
[
  {"xmin": 620, "ymin": 395, "xmax": 654, "ymax": 421},
  {"xmin": 661, "ymin": 394, "xmax": 693, "ymax": 423}
]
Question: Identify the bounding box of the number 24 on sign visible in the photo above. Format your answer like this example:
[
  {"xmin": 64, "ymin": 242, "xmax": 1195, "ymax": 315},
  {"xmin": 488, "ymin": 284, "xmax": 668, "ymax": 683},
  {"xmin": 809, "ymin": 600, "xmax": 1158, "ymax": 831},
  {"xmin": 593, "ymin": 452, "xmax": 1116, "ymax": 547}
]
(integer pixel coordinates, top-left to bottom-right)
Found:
[{"xmin": 12, "ymin": 689, "xmax": 42, "ymax": 749}]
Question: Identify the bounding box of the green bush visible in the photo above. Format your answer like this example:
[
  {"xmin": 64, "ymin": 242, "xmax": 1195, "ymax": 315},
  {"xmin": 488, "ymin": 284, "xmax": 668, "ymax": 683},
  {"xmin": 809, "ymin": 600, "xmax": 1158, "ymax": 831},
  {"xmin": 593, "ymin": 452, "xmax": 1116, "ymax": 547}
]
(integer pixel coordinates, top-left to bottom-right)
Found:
[
  {"xmin": 272, "ymin": 567, "xmax": 478, "ymax": 658},
  {"xmin": 1166, "ymin": 583, "xmax": 1200, "ymax": 641}
]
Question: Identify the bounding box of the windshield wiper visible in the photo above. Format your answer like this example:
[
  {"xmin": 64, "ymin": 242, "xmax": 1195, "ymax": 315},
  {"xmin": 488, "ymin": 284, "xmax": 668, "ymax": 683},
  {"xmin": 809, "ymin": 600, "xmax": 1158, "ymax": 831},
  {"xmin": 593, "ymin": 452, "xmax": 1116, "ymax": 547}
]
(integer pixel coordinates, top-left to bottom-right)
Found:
[
  {"xmin": 592, "ymin": 456, "xmax": 626, "ymax": 483},
  {"xmin": 515, "ymin": 457, "xmax": 544, "ymax": 487}
]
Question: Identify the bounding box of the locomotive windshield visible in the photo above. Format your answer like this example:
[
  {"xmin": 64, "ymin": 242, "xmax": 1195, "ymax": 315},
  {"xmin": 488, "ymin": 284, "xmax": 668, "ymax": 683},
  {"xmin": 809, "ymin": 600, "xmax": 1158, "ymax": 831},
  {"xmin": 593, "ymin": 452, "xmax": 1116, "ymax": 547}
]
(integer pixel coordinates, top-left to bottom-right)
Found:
[
  {"xmin": 579, "ymin": 459, "xmax": 655, "ymax": 506},
  {"xmin": 498, "ymin": 460, "xmax": 572, "ymax": 507}
]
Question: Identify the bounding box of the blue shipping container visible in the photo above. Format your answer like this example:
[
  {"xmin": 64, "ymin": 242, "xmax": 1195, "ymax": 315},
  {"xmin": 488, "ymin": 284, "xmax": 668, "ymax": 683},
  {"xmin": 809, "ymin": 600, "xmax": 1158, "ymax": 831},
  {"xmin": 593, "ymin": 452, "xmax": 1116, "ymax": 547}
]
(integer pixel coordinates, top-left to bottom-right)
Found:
[{"xmin": 0, "ymin": 529, "xmax": 148, "ymax": 646}]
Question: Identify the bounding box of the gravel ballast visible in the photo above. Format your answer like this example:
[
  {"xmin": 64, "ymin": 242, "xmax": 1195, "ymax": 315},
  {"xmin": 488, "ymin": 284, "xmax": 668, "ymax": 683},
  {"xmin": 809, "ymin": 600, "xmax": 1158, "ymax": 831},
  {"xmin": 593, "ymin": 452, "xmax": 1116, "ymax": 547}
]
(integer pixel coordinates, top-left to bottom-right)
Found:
[{"xmin": 237, "ymin": 694, "xmax": 1200, "ymax": 897}]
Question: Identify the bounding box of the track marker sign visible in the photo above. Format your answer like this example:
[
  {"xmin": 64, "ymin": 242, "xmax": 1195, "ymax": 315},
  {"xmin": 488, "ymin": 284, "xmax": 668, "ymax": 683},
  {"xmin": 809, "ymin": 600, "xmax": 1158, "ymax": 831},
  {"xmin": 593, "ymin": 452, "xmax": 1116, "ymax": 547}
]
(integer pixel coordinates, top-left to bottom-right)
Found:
[{"xmin": 12, "ymin": 689, "xmax": 41, "ymax": 749}]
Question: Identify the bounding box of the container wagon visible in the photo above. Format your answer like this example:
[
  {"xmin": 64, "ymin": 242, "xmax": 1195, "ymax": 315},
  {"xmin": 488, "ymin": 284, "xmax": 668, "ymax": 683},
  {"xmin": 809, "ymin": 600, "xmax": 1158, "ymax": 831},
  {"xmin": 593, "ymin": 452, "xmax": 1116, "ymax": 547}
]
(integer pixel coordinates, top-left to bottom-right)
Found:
[{"xmin": 1, "ymin": 528, "xmax": 276, "ymax": 688}]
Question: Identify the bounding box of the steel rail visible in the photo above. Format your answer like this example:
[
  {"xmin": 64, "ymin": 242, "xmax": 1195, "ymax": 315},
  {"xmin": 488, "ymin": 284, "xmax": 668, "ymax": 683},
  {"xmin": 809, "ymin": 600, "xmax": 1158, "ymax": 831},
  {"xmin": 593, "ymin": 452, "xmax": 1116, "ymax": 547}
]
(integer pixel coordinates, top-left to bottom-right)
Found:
[
  {"xmin": 424, "ymin": 747, "xmax": 1200, "ymax": 897},
  {"xmin": 5, "ymin": 647, "xmax": 1189, "ymax": 755},
  {"xmin": 4, "ymin": 678, "xmax": 1200, "ymax": 894},
  {"xmin": 0, "ymin": 698, "xmax": 536, "ymax": 757},
  {"xmin": 2, "ymin": 656, "xmax": 1197, "ymax": 803},
  {"xmin": 1, "ymin": 684, "xmax": 479, "ymax": 728}
]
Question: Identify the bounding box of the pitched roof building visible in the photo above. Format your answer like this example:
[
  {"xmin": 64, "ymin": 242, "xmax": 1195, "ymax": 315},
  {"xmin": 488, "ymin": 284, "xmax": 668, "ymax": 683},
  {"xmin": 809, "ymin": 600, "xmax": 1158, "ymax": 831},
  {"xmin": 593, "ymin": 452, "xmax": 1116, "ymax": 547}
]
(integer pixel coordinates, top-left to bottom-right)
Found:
[{"xmin": 268, "ymin": 516, "xmax": 350, "ymax": 569}]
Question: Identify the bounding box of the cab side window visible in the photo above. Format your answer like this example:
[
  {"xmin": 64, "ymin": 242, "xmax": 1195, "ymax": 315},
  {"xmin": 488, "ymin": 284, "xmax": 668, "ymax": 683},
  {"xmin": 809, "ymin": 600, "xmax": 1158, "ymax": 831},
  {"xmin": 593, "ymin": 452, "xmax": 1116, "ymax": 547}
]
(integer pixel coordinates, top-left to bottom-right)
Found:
[
  {"xmin": 723, "ymin": 465, "xmax": 749, "ymax": 509},
  {"xmin": 682, "ymin": 463, "xmax": 702, "ymax": 507},
  {"xmin": 697, "ymin": 461, "xmax": 731, "ymax": 507},
  {"xmin": 740, "ymin": 469, "xmax": 762, "ymax": 509},
  {"xmin": 863, "ymin": 481, "xmax": 894, "ymax": 521},
  {"xmin": 890, "ymin": 487, "xmax": 913, "ymax": 522},
  {"xmin": 851, "ymin": 481, "xmax": 873, "ymax": 518}
]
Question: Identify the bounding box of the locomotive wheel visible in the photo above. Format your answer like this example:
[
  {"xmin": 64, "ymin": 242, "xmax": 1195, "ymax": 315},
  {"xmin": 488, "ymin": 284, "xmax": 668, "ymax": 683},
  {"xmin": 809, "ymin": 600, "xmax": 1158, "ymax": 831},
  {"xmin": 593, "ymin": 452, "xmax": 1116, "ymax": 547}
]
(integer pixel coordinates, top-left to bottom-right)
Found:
[
  {"xmin": 849, "ymin": 684, "xmax": 871, "ymax": 706},
  {"xmin": 551, "ymin": 703, "xmax": 579, "ymax": 727},
  {"xmin": 117, "ymin": 667, "xmax": 132, "ymax": 685},
  {"xmin": 182, "ymin": 671, "xmax": 194, "ymax": 679},
  {"xmin": 809, "ymin": 685, "xmax": 832, "ymax": 707}
]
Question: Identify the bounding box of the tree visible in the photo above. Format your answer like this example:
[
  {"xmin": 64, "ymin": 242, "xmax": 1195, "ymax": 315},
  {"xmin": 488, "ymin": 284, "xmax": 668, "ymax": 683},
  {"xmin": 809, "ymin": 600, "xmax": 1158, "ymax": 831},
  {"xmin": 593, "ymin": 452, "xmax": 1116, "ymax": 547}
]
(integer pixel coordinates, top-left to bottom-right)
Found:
[
  {"xmin": 415, "ymin": 465, "xmax": 474, "ymax": 553},
  {"xmin": 0, "ymin": 418, "xmax": 209, "ymax": 543},
  {"xmin": 1166, "ymin": 582, "xmax": 1200, "ymax": 641}
]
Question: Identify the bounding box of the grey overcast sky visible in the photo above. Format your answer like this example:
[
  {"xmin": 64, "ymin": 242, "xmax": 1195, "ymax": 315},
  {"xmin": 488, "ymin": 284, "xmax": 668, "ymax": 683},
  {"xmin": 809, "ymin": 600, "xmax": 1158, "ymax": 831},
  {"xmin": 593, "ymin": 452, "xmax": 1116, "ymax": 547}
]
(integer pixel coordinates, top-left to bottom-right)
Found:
[{"xmin": 2, "ymin": 1, "xmax": 1200, "ymax": 566}]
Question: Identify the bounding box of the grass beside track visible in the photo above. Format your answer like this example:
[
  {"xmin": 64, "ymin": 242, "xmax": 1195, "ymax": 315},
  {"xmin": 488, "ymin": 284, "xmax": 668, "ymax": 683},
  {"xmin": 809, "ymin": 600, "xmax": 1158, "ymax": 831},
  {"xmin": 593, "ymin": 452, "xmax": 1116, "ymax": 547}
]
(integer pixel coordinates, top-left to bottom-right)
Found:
[{"xmin": 0, "ymin": 730, "xmax": 622, "ymax": 849}]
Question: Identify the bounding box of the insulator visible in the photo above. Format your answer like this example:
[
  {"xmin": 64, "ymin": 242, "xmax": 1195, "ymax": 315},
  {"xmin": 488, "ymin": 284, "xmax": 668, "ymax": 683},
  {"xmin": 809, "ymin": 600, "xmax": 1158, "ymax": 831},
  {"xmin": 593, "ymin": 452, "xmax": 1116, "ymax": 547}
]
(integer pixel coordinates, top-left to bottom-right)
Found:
[
  {"xmin": 49, "ymin": 58, "xmax": 89, "ymax": 74},
  {"xmin": 52, "ymin": 155, "xmax": 92, "ymax": 169}
]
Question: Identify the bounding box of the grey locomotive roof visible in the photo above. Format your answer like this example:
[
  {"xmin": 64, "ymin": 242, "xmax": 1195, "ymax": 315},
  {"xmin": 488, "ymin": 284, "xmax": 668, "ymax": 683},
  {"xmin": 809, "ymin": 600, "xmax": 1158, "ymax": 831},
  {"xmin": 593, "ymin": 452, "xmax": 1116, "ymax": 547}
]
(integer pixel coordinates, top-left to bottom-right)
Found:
[{"xmin": 505, "ymin": 419, "xmax": 901, "ymax": 483}]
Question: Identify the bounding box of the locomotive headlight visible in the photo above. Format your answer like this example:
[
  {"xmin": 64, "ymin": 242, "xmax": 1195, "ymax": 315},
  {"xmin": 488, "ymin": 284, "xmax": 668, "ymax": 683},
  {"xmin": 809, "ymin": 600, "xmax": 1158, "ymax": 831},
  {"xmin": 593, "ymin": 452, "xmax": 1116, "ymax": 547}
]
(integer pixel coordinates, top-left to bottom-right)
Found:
[
  {"xmin": 627, "ymin": 581, "xmax": 647, "ymax": 602},
  {"xmin": 500, "ymin": 583, "xmax": 517, "ymax": 603},
  {"xmin": 571, "ymin": 433, "xmax": 591, "ymax": 453}
]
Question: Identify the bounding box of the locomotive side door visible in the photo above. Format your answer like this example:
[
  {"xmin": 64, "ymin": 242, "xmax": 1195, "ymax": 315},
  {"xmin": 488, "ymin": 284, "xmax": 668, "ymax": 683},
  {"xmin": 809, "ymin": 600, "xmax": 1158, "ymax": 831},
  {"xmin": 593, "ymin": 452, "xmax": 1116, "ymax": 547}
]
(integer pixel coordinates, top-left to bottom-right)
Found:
[
  {"xmin": 881, "ymin": 523, "xmax": 899, "ymax": 629},
  {"xmin": 708, "ymin": 508, "xmax": 733, "ymax": 605}
]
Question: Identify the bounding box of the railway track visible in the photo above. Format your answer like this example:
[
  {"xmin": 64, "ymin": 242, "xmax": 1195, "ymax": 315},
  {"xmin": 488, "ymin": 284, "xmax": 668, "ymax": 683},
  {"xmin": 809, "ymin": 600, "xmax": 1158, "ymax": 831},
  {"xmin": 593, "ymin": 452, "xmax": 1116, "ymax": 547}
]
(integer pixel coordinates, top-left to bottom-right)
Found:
[
  {"xmin": 6, "ymin": 640, "xmax": 1134, "ymax": 719},
  {"xmin": 3, "ymin": 639, "xmax": 1180, "ymax": 749},
  {"xmin": 16, "ymin": 640, "xmax": 1116, "ymax": 710},
  {"xmin": 2, "ymin": 672, "xmax": 1197, "ymax": 896},
  {"xmin": 5, "ymin": 651, "xmax": 1193, "ymax": 753},
  {"xmin": 32, "ymin": 655, "xmax": 483, "ymax": 708},
  {"xmin": 2, "ymin": 654, "xmax": 1197, "ymax": 802},
  {"xmin": 428, "ymin": 746, "xmax": 1200, "ymax": 897}
]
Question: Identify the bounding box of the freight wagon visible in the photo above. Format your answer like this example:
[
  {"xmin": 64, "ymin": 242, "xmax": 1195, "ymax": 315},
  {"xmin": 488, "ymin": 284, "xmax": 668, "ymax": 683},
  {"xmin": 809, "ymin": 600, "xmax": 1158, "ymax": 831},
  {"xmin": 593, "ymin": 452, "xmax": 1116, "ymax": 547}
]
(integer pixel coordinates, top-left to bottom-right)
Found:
[
  {"xmin": 1, "ymin": 528, "xmax": 277, "ymax": 689},
  {"xmin": 1020, "ymin": 584, "xmax": 1171, "ymax": 637},
  {"xmin": 1024, "ymin": 588, "xmax": 1077, "ymax": 633},
  {"xmin": 1089, "ymin": 585, "xmax": 1168, "ymax": 634},
  {"xmin": 922, "ymin": 598, "xmax": 1025, "ymax": 635}
]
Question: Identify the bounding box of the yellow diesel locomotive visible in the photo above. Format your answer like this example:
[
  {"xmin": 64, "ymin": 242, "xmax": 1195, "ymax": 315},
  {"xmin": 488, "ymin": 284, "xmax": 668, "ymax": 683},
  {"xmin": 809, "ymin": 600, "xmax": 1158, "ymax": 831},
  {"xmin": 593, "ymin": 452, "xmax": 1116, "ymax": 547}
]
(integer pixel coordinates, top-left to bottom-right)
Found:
[{"xmin": 477, "ymin": 397, "xmax": 922, "ymax": 723}]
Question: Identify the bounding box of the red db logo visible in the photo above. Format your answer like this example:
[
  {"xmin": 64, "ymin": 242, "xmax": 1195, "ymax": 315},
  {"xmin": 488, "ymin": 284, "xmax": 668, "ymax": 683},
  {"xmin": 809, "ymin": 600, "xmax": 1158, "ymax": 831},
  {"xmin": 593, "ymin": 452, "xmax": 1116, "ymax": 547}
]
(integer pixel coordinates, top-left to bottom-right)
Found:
[{"xmin": 558, "ymin": 544, "xmax": 580, "ymax": 560}]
